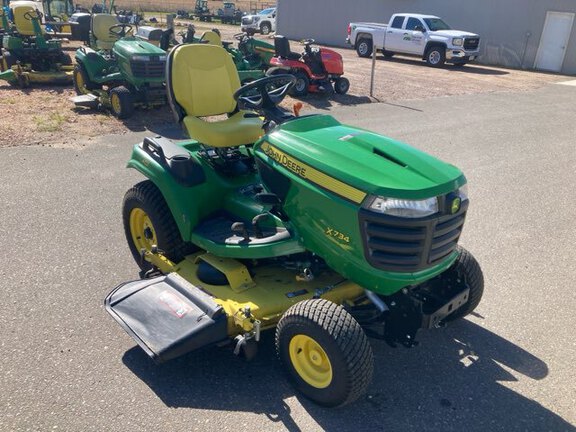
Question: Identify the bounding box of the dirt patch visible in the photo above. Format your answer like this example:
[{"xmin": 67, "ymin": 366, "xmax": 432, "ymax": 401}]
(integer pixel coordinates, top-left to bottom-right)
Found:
[{"xmin": 0, "ymin": 21, "xmax": 569, "ymax": 148}]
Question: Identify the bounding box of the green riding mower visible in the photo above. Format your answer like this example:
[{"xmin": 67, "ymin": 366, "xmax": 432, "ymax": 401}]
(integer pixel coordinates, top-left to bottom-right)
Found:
[
  {"xmin": 71, "ymin": 13, "xmax": 166, "ymax": 119},
  {"xmin": 0, "ymin": 5, "xmax": 72, "ymax": 87},
  {"xmin": 193, "ymin": 29, "xmax": 268, "ymax": 84},
  {"xmin": 106, "ymin": 44, "xmax": 484, "ymax": 407}
]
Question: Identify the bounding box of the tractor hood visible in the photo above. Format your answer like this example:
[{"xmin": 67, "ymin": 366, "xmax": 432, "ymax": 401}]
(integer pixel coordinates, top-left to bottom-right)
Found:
[
  {"xmin": 114, "ymin": 38, "xmax": 166, "ymax": 57},
  {"xmin": 258, "ymin": 115, "xmax": 465, "ymax": 200}
]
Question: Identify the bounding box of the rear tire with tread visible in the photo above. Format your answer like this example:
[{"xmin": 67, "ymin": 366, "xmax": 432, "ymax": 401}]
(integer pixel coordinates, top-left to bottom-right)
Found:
[
  {"xmin": 356, "ymin": 38, "xmax": 372, "ymax": 58},
  {"xmin": 289, "ymin": 71, "xmax": 309, "ymax": 97},
  {"xmin": 73, "ymin": 63, "xmax": 99, "ymax": 94},
  {"xmin": 122, "ymin": 180, "xmax": 196, "ymax": 271},
  {"xmin": 276, "ymin": 299, "xmax": 374, "ymax": 407}
]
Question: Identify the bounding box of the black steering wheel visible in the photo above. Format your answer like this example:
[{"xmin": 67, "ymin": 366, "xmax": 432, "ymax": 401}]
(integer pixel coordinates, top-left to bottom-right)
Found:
[
  {"xmin": 234, "ymin": 32, "xmax": 248, "ymax": 41},
  {"xmin": 23, "ymin": 10, "xmax": 43, "ymax": 21},
  {"xmin": 233, "ymin": 74, "xmax": 295, "ymax": 112},
  {"xmin": 109, "ymin": 23, "xmax": 133, "ymax": 38}
]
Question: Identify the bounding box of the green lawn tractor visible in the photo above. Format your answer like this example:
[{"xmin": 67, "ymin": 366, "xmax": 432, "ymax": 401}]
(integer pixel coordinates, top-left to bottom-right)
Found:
[
  {"xmin": 0, "ymin": 4, "xmax": 72, "ymax": 87},
  {"xmin": 71, "ymin": 13, "xmax": 166, "ymax": 119},
  {"xmin": 105, "ymin": 44, "xmax": 484, "ymax": 407},
  {"xmin": 195, "ymin": 29, "xmax": 269, "ymax": 84}
]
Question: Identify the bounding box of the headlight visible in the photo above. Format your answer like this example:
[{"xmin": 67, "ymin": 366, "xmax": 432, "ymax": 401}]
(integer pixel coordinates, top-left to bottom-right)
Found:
[
  {"xmin": 457, "ymin": 184, "xmax": 468, "ymax": 200},
  {"xmin": 452, "ymin": 38, "xmax": 463, "ymax": 46},
  {"xmin": 364, "ymin": 195, "xmax": 438, "ymax": 218},
  {"xmin": 131, "ymin": 55, "xmax": 150, "ymax": 62}
]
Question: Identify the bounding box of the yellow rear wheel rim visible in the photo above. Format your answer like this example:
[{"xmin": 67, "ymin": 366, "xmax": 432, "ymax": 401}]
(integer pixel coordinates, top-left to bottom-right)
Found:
[
  {"xmin": 289, "ymin": 334, "xmax": 332, "ymax": 389},
  {"xmin": 129, "ymin": 208, "xmax": 157, "ymax": 253},
  {"xmin": 111, "ymin": 93, "xmax": 121, "ymax": 114},
  {"xmin": 75, "ymin": 69, "xmax": 86, "ymax": 93}
]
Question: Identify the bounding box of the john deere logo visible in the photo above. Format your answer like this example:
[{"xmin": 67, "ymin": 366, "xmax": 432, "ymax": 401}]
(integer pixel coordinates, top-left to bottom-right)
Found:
[{"xmin": 451, "ymin": 197, "xmax": 461, "ymax": 214}]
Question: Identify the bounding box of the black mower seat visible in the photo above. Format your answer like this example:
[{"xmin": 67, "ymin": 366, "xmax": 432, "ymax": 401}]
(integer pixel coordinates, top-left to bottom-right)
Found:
[{"xmin": 274, "ymin": 35, "xmax": 301, "ymax": 60}]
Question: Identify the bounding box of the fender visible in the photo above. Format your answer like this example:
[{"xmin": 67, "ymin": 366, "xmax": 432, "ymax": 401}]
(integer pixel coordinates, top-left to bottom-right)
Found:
[
  {"xmin": 127, "ymin": 142, "xmax": 204, "ymax": 241},
  {"xmin": 75, "ymin": 46, "xmax": 122, "ymax": 82},
  {"xmin": 423, "ymin": 41, "xmax": 447, "ymax": 59}
]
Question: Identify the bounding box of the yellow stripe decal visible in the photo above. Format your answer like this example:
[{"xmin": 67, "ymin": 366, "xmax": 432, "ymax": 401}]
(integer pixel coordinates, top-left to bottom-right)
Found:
[{"xmin": 260, "ymin": 142, "xmax": 367, "ymax": 204}]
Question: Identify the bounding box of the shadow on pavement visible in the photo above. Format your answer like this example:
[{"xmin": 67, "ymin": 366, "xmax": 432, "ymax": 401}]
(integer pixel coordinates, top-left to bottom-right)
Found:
[
  {"xmin": 379, "ymin": 55, "xmax": 510, "ymax": 76},
  {"xmin": 122, "ymin": 319, "xmax": 573, "ymax": 432},
  {"xmin": 295, "ymin": 93, "xmax": 372, "ymax": 110}
]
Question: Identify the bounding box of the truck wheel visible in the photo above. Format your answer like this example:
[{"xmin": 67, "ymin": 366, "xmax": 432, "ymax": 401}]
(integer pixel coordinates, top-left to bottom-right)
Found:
[
  {"xmin": 425, "ymin": 46, "xmax": 446, "ymax": 67},
  {"xmin": 260, "ymin": 22, "xmax": 271, "ymax": 35},
  {"xmin": 356, "ymin": 38, "xmax": 372, "ymax": 58},
  {"xmin": 334, "ymin": 77, "xmax": 350, "ymax": 94},
  {"xmin": 441, "ymin": 246, "xmax": 484, "ymax": 321},
  {"xmin": 276, "ymin": 299, "xmax": 374, "ymax": 407},
  {"xmin": 382, "ymin": 50, "xmax": 395, "ymax": 58},
  {"xmin": 289, "ymin": 71, "xmax": 309, "ymax": 97},
  {"xmin": 123, "ymin": 180, "xmax": 196, "ymax": 271},
  {"xmin": 73, "ymin": 64, "xmax": 99, "ymax": 94},
  {"xmin": 109, "ymin": 86, "xmax": 134, "ymax": 119}
]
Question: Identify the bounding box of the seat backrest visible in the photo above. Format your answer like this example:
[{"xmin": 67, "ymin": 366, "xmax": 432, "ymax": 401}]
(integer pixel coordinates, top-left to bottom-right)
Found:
[
  {"xmin": 199, "ymin": 30, "xmax": 222, "ymax": 46},
  {"xmin": 168, "ymin": 44, "xmax": 240, "ymax": 119},
  {"xmin": 274, "ymin": 35, "xmax": 291, "ymax": 58},
  {"xmin": 13, "ymin": 5, "xmax": 40, "ymax": 36},
  {"xmin": 91, "ymin": 13, "xmax": 119, "ymax": 49}
]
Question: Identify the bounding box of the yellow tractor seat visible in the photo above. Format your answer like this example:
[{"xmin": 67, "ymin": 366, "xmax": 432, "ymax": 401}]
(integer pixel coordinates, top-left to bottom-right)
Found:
[
  {"xmin": 199, "ymin": 30, "xmax": 222, "ymax": 46},
  {"xmin": 91, "ymin": 14, "xmax": 120, "ymax": 50},
  {"xmin": 13, "ymin": 5, "xmax": 44, "ymax": 36},
  {"xmin": 167, "ymin": 44, "xmax": 263, "ymax": 148}
]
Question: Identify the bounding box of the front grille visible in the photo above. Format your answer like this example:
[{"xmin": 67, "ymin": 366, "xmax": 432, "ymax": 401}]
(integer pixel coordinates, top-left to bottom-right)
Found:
[
  {"xmin": 242, "ymin": 17, "xmax": 253, "ymax": 25},
  {"xmin": 130, "ymin": 60, "xmax": 166, "ymax": 79},
  {"xmin": 359, "ymin": 200, "xmax": 467, "ymax": 272},
  {"xmin": 463, "ymin": 38, "xmax": 479, "ymax": 50}
]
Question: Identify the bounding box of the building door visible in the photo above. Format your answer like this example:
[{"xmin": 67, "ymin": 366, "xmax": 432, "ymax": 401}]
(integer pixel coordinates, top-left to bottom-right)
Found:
[{"xmin": 535, "ymin": 11, "xmax": 574, "ymax": 72}]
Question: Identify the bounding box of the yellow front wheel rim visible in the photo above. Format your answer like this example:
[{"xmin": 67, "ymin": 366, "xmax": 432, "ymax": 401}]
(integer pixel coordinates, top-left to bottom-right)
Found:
[
  {"xmin": 289, "ymin": 334, "xmax": 332, "ymax": 389},
  {"xmin": 111, "ymin": 93, "xmax": 121, "ymax": 114},
  {"xmin": 129, "ymin": 208, "xmax": 157, "ymax": 253}
]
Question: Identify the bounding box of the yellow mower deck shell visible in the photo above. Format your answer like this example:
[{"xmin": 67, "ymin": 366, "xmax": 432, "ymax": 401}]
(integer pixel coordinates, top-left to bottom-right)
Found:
[{"xmin": 148, "ymin": 251, "xmax": 365, "ymax": 336}]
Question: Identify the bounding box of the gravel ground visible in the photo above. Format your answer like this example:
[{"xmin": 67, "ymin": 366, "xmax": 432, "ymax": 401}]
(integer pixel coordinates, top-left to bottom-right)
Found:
[{"xmin": 0, "ymin": 20, "xmax": 569, "ymax": 148}]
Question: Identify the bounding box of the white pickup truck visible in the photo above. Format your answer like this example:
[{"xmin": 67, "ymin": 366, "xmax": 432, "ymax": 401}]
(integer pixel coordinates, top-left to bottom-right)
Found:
[
  {"xmin": 346, "ymin": 13, "xmax": 480, "ymax": 66},
  {"xmin": 240, "ymin": 7, "xmax": 276, "ymax": 35}
]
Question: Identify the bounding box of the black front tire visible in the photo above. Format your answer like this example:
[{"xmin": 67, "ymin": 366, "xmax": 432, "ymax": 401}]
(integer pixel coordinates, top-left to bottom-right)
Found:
[
  {"xmin": 425, "ymin": 45, "xmax": 446, "ymax": 67},
  {"xmin": 122, "ymin": 180, "xmax": 196, "ymax": 271},
  {"xmin": 276, "ymin": 299, "xmax": 374, "ymax": 407},
  {"xmin": 356, "ymin": 38, "xmax": 372, "ymax": 58},
  {"xmin": 334, "ymin": 77, "xmax": 350, "ymax": 95},
  {"xmin": 260, "ymin": 22, "xmax": 271, "ymax": 35},
  {"xmin": 442, "ymin": 246, "xmax": 484, "ymax": 321},
  {"xmin": 289, "ymin": 71, "xmax": 309, "ymax": 97},
  {"xmin": 383, "ymin": 50, "xmax": 395, "ymax": 58},
  {"xmin": 109, "ymin": 86, "xmax": 134, "ymax": 119}
]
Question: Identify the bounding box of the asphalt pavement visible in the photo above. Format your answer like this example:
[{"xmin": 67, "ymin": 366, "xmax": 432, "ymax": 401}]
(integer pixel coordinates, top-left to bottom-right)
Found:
[{"xmin": 1, "ymin": 82, "xmax": 575, "ymax": 432}]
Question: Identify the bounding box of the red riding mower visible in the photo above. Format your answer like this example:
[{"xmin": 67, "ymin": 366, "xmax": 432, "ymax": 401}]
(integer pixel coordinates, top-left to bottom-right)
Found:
[{"xmin": 268, "ymin": 36, "xmax": 349, "ymax": 97}]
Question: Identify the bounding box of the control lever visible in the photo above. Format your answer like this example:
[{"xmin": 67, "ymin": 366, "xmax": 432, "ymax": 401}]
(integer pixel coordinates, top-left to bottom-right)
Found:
[
  {"xmin": 251, "ymin": 214, "xmax": 270, "ymax": 238},
  {"xmin": 231, "ymin": 222, "xmax": 250, "ymax": 241}
]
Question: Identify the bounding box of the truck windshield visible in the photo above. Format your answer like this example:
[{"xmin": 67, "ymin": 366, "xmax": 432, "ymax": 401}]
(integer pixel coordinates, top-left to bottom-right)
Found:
[
  {"xmin": 258, "ymin": 8, "xmax": 275, "ymax": 15},
  {"xmin": 423, "ymin": 18, "xmax": 451, "ymax": 31}
]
